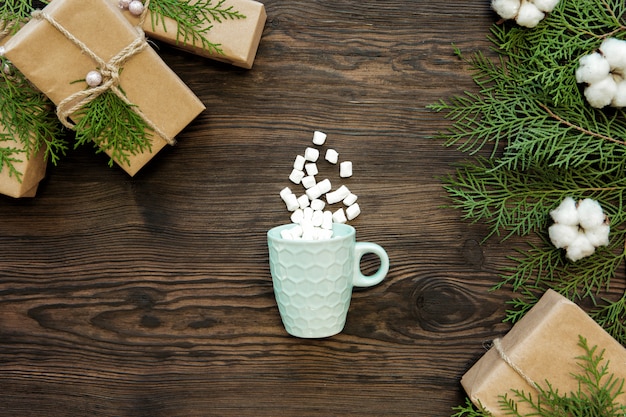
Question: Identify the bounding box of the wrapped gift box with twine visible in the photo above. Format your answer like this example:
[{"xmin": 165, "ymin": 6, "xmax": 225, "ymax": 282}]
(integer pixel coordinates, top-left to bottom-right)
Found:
[
  {"xmin": 112, "ymin": 0, "xmax": 266, "ymax": 69},
  {"xmin": 3, "ymin": 0, "xmax": 205, "ymax": 176},
  {"xmin": 461, "ymin": 289, "xmax": 626, "ymax": 416}
]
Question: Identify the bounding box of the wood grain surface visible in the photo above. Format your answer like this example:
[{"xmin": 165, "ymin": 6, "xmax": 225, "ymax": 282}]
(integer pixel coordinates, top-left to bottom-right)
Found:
[{"xmin": 1, "ymin": 1, "xmax": 623, "ymax": 416}]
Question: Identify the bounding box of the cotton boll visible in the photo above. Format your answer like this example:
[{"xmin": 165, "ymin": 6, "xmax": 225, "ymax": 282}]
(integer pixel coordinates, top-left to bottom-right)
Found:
[
  {"xmin": 585, "ymin": 223, "xmax": 610, "ymax": 247},
  {"xmin": 532, "ymin": 0, "xmax": 559, "ymax": 13},
  {"xmin": 577, "ymin": 198, "xmax": 606, "ymax": 230},
  {"xmin": 550, "ymin": 197, "xmax": 579, "ymax": 226},
  {"xmin": 575, "ymin": 52, "xmax": 611, "ymax": 84},
  {"xmin": 565, "ymin": 232, "xmax": 596, "ymax": 262},
  {"xmin": 599, "ymin": 37, "xmax": 626, "ymax": 73},
  {"xmin": 548, "ymin": 223, "xmax": 579, "ymax": 249},
  {"xmin": 492, "ymin": 0, "xmax": 521, "ymax": 20},
  {"xmin": 584, "ymin": 75, "xmax": 617, "ymax": 108},
  {"xmin": 611, "ymin": 80, "xmax": 626, "ymax": 107},
  {"xmin": 515, "ymin": 1, "xmax": 545, "ymax": 28}
]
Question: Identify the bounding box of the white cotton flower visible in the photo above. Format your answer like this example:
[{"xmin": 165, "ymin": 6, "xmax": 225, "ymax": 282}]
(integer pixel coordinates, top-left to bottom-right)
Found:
[
  {"xmin": 549, "ymin": 196, "xmax": 579, "ymax": 226},
  {"xmin": 575, "ymin": 52, "xmax": 611, "ymax": 84},
  {"xmin": 585, "ymin": 223, "xmax": 610, "ymax": 247},
  {"xmin": 565, "ymin": 232, "xmax": 596, "ymax": 262},
  {"xmin": 584, "ymin": 75, "xmax": 617, "ymax": 108},
  {"xmin": 611, "ymin": 80, "xmax": 626, "ymax": 107},
  {"xmin": 548, "ymin": 223, "xmax": 579, "ymax": 249},
  {"xmin": 532, "ymin": 0, "xmax": 559, "ymax": 13},
  {"xmin": 577, "ymin": 198, "xmax": 606, "ymax": 230},
  {"xmin": 599, "ymin": 37, "xmax": 626, "ymax": 73},
  {"xmin": 492, "ymin": 0, "xmax": 521, "ymax": 20},
  {"xmin": 515, "ymin": 1, "xmax": 545, "ymax": 28}
]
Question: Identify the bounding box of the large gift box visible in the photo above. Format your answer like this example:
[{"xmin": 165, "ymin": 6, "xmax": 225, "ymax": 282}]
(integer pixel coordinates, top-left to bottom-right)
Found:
[
  {"xmin": 4, "ymin": 0, "xmax": 205, "ymax": 176},
  {"xmin": 461, "ymin": 289, "xmax": 626, "ymax": 416},
  {"xmin": 114, "ymin": 0, "xmax": 266, "ymax": 69}
]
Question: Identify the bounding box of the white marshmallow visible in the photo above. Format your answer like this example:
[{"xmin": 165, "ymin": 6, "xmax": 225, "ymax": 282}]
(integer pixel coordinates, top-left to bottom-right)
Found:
[
  {"xmin": 305, "ymin": 163, "xmax": 318, "ymax": 176},
  {"xmin": 293, "ymin": 155, "xmax": 306, "ymax": 170},
  {"xmin": 312, "ymin": 130, "xmax": 327, "ymax": 145},
  {"xmin": 304, "ymin": 147, "xmax": 320, "ymax": 162},
  {"xmin": 306, "ymin": 184, "xmax": 323, "ymax": 200},
  {"xmin": 326, "ymin": 185, "xmax": 350, "ymax": 204},
  {"xmin": 310, "ymin": 198, "xmax": 325, "ymax": 211},
  {"xmin": 280, "ymin": 229, "xmax": 294, "ymax": 240},
  {"xmin": 291, "ymin": 209, "xmax": 304, "ymax": 224},
  {"xmin": 302, "ymin": 223, "xmax": 315, "ymax": 240},
  {"xmin": 322, "ymin": 210, "xmax": 333, "ymax": 230},
  {"xmin": 283, "ymin": 193, "xmax": 299, "ymax": 211},
  {"xmin": 290, "ymin": 224, "xmax": 303, "ymax": 238},
  {"xmin": 316, "ymin": 228, "xmax": 334, "ymax": 240},
  {"xmin": 279, "ymin": 186, "xmax": 292, "ymax": 200},
  {"xmin": 303, "ymin": 207, "xmax": 314, "ymax": 222},
  {"xmin": 289, "ymin": 168, "xmax": 305, "ymax": 184},
  {"xmin": 297, "ymin": 194, "xmax": 310, "ymax": 209},
  {"xmin": 332, "ymin": 208, "xmax": 347, "ymax": 224},
  {"xmin": 301, "ymin": 175, "xmax": 317, "ymax": 189},
  {"xmin": 343, "ymin": 193, "xmax": 358, "ymax": 206},
  {"xmin": 325, "ymin": 149, "xmax": 339, "ymax": 164},
  {"xmin": 346, "ymin": 203, "xmax": 361, "ymax": 220},
  {"xmin": 317, "ymin": 179, "xmax": 332, "ymax": 194},
  {"xmin": 312, "ymin": 210, "xmax": 324, "ymax": 227},
  {"xmin": 340, "ymin": 161, "xmax": 353, "ymax": 178}
]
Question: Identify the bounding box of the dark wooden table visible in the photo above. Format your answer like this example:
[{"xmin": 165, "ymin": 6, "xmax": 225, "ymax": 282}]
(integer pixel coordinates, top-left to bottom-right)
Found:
[{"xmin": 2, "ymin": 1, "xmax": 622, "ymax": 416}]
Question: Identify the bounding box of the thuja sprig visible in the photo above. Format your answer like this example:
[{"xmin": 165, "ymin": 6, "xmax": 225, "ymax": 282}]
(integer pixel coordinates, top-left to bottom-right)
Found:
[
  {"xmin": 0, "ymin": 57, "xmax": 65, "ymax": 181},
  {"xmin": 72, "ymin": 89, "xmax": 152, "ymax": 168},
  {"xmin": 430, "ymin": 0, "xmax": 626, "ymax": 343},
  {"xmin": 0, "ymin": 0, "xmax": 49, "ymax": 34},
  {"xmin": 451, "ymin": 337, "xmax": 626, "ymax": 417},
  {"xmin": 147, "ymin": 0, "xmax": 246, "ymax": 55}
]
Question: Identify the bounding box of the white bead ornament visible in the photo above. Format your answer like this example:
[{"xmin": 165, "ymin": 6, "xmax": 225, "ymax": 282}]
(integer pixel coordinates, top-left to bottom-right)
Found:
[
  {"xmin": 118, "ymin": 0, "xmax": 132, "ymax": 9},
  {"xmin": 86, "ymin": 70, "xmax": 103, "ymax": 87},
  {"xmin": 128, "ymin": 0, "xmax": 144, "ymax": 16}
]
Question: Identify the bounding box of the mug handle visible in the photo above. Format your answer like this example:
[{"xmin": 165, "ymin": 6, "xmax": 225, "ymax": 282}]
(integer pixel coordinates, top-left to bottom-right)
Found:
[{"xmin": 353, "ymin": 242, "xmax": 389, "ymax": 287}]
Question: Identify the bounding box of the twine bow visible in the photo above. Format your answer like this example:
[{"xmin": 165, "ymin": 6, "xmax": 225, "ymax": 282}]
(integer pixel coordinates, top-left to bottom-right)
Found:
[{"xmin": 31, "ymin": 5, "xmax": 174, "ymax": 146}]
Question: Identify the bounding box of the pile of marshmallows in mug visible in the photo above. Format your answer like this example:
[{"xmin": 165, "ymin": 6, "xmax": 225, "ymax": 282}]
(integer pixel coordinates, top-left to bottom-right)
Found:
[{"xmin": 279, "ymin": 131, "xmax": 360, "ymax": 240}]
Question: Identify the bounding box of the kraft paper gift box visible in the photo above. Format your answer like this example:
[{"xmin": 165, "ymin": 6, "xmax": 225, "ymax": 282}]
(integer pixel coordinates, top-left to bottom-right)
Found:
[
  {"xmin": 0, "ymin": 124, "xmax": 46, "ymax": 198},
  {"xmin": 4, "ymin": 0, "xmax": 205, "ymax": 176},
  {"xmin": 113, "ymin": 0, "xmax": 266, "ymax": 69},
  {"xmin": 461, "ymin": 289, "xmax": 626, "ymax": 416}
]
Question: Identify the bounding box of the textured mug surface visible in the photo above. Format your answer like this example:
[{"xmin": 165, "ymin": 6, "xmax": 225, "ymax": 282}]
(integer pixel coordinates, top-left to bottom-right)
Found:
[{"xmin": 267, "ymin": 223, "xmax": 389, "ymax": 338}]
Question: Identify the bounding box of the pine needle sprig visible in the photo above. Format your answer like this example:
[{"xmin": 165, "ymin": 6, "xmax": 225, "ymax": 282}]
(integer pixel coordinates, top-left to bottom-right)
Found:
[
  {"xmin": 72, "ymin": 90, "xmax": 152, "ymax": 168},
  {"xmin": 0, "ymin": 0, "xmax": 49, "ymax": 34},
  {"xmin": 147, "ymin": 0, "xmax": 246, "ymax": 55},
  {"xmin": 451, "ymin": 337, "xmax": 626, "ymax": 417},
  {"xmin": 0, "ymin": 57, "xmax": 65, "ymax": 180}
]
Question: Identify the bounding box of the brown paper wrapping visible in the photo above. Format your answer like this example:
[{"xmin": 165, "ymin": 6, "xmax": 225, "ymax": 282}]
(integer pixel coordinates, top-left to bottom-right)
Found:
[
  {"xmin": 114, "ymin": 0, "xmax": 266, "ymax": 69},
  {"xmin": 0, "ymin": 124, "xmax": 46, "ymax": 198},
  {"xmin": 4, "ymin": 0, "xmax": 205, "ymax": 176},
  {"xmin": 461, "ymin": 289, "xmax": 626, "ymax": 416}
]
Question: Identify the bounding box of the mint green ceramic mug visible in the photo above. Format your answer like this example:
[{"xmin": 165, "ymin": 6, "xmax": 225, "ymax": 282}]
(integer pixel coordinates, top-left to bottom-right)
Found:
[{"xmin": 267, "ymin": 223, "xmax": 389, "ymax": 338}]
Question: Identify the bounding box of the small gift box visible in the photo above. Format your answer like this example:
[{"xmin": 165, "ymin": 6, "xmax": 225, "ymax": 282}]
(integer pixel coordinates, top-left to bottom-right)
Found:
[
  {"xmin": 114, "ymin": 0, "xmax": 266, "ymax": 69},
  {"xmin": 0, "ymin": 124, "xmax": 46, "ymax": 198},
  {"xmin": 4, "ymin": 0, "xmax": 205, "ymax": 176},
  {"xmin": 461, "ymin": 289, "xmax": 626, "ymax": 416}
]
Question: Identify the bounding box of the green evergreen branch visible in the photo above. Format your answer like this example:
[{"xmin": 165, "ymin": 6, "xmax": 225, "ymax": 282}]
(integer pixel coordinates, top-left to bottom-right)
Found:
[
  {"xmin": 72, "ymin": 90, "xmax": 152, "ymax": 168},
  {"xmin": 451, "ymin": 337, "xmax": 626, "ymax": 416},
  {"xmin": 0, "ymin": 0, "xmax": 49, "ymax": 34},
  {"xmin": 432, "ymin": 0, "xmax": 626, "ymax": 344},
  {"xmin": 147, "ymin": 0, "xmax": 246, "ymax": 55},
  {"xmin": 0, "ymin": 57, "xmax": 65, "ymax": 181}
]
